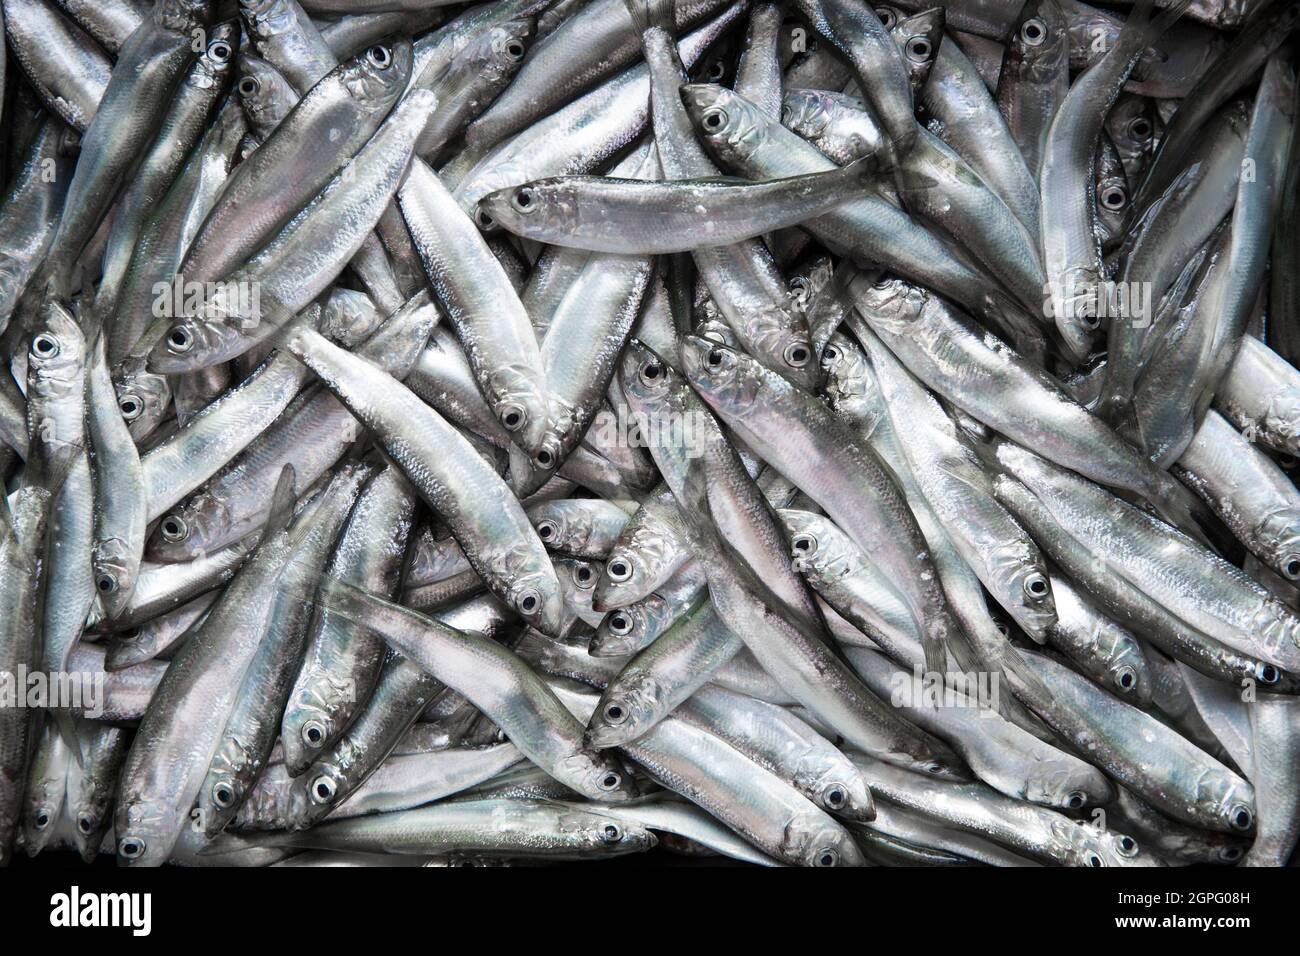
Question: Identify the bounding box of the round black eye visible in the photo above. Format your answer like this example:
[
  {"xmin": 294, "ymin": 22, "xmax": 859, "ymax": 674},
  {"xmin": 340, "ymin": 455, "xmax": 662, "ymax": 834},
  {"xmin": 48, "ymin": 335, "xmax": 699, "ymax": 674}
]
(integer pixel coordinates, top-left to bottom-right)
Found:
[
  {"xmin": 702, "ymin": 109, "xmax": 727, "ymax": 132},
  {"xmin": 118, "ymin": 395, "xmax": 143, "ymax": 420},
  {"xmin": 1021, "ymin": 17, "xmax": 1046, "ymax": 45},
  {"xmin": 1220, "ymin": 845, "xmax": 1243, "ymax": 862},
  {"xmin": 607, "ymin": 559, "xmax": 632, "ymax": 582},
  {"xmin": 1023, "ymin": 573, "xmax": 1050, "ymax": 598},
  {"xmin": 1128, "ymin": 117, "xmax": 1152, "ymax": 140},
  {"xmin": 874, "ymin": 7, "xmax": 896, "ymax": 28},
  {"xmin": 34, "ymin": 810, "xmax": 50, "ymax": 829},
  {"xmin": 1116, "ymin": 666, "xmax": 1136, "ymax": 690},
  {"xmin": 608, "ymin": 612, "xmax": 632, "ymax": 635},
  {"xmin": 575, "ymin": 564, "xmax": 593, "ymax": 585},
  {"xmin": 367, "ymin": 45, "xmax": 393, "ymax": 69},
  {"xmin": 520, "ymin": 594, "xmax": 538, "ymax": 612},
  {"xmin": 792, "ymin": 533, "xmax": 817, "ymax": 555},
  {"xmin": 238, "ymin": 76, "xmax": 260, "ymax": 97},
  {"xmin": 77, "ymin": 815, "xmax": 94, "ymax": 834},
  {"xmin": 905, "ymin": 37, "xmax": 931, "ymax": 61},
  {"xmin": 96, "ymin": 573, "xmax": 117, "ymax": 594},
  {"xmin": 208, "ymin": 41, "xmax": 232, "ymax": 62},
  {"xmin": 119, "ymin": 837, "xmax": 146, "ymax": 859},
  {"xmin": 815, "ymin": 849, "xmax": 839, "ymax": 867},
  {"xmin": 311, "ymin": 776, "xmax": 338, "ymax": 803},
  {"xmin": 475, "ymin": 207, "xmax": 496, "ymax": 230},
  {"xmin": 1116, "ymin": 835, "xmax": 1137, "ymax": 856},
  {"xmin": 706, "ymin": 347, "xmax": 725, "ymax": 368},
  {"xmin": 500, "ymin": 404, "xmax": 524, "ymax": 431},
  {"xmin": 784, "ymin": 343, "xmax": 810, "ymax": 368},
  {"xmin": 1257, "ymin": 662, "xmax": 1280, "ymax": 684},
  {"xmin": 640, "ymin": 361, "xmax": 663, "ymax": 383},
  {"xmin": 31, "ymin": 333, "xmax": 59, "ymax": 357},
  {"xmin": 536, "ymin": 520, "xmax": 558, "ymax": 541},
  {"xmin": 708, "ymin": 60, "xmax": 726, "ymax": 81},
  {"xmin": 604, "ymin": 702, "xmax": 627, "ymax": 723},
  {"xmin": 533, "ymin": 448, "xmax": 554, "ymax": 469},
  {"xmin": 598, "ymin": 772, "xmax": 622, "ymax": 791},
  {"xmin": 1080, "ymin": 308, "xmax": 1101, "ymax": 330},
  {"xmin": 1283, "ymin": 556, "xmax": 1300, "ymax": 580},
  {"xmin": 1101, "ymin": 186, "xmax": 1127, "ymax": 210},
  {"xmin": 511, "ymin": 187, "xmax": 535, "ymax": 213},
  {"xmin": 1066, "ymin": 790, "xmax": 1086, "ymax": 809},
  {"xmin": 212, "ymin": 782, "xmax": 235, "ymax": 807},
  {"xmin": 824, "ymin": 345, "xmax": 839, "ymax": 361},
  {"xmin": 1231, "ymin": 806, "xmax": 1253, "ymax": 831},
  {"xmin": 167, "ymin": 327, "xmax": 193, "ymax": 353},
  {"xmin": 160, "ymin": 515, "xmax": 188, "ymax": 542},
  {"xmin": 601, "ymin": 823, "xmax": 622, "ymax": 842},
  {"xmin": 504, "ymin": 39, "xmax": 525, "ymax": 59},
  {"xmin": 1086, "ymin": 852, "xmax": 1104, "ymax": 867},
  {"xmin": 302, "ymin": 720, "xmax": 326, "ymax": 746},
  {"xmin": 824, "ymin": 787, "xmax": 846, "ymax": 808}
]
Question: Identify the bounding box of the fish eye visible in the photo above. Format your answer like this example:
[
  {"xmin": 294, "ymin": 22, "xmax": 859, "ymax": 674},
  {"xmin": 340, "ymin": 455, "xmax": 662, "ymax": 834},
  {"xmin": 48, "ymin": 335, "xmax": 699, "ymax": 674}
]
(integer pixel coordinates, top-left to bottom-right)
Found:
[
  {"xmin": 117, "ymin": 627, "xmax": 141, "ymax": 643},
  {"xmin": 367, "ymin": 45, "xmax": 393, "ymax": 69},
  {"xmin": 573, "ymin": 563, "xmax": 595, "ymax": 587},
  {"xmin": 905, "ymin": 37, "xmax": 932, "ymax": 62},
  {"xmin": 1021, "ymin": 17, "xmax": 1047, "ymax": 45},
  {"xmin": 536, "ymin": 519, "xmax": 560, "ymax": 542},
  {"xmin": 118, "ymin": 837, "xmax": 146, "ymax": 859},
  {"xmin": 95, "ymin": 572, "xmax": 118, "ymax": 594},
  {"xmin": 783, "ymin": 342, "xmax": 811, "ymax": 368},
  {"xmin": 791, "ymin": 532, "xmax": 818, "ymax": 557},
  {"xmin": 1066, "ymin": 790, "xmax": 1086, "ymax": 809},
  {"xmin": 1085, "ymin": 851, "xmax": 1104, "ymax": 867},
  {"xmin": 310, "ymin": 775, "xmax": 338, "ymax": 804},
  {"xmin": 707, "ymin": 60, "xmax": 726, "ymax": 81},
  {"xmin": 872, "ymin": 276, "xmax": 892, "ymax": 290},
  {"xmin": 638, "ymin": 360, "xmax": 665, "ymax": 387},
  {"xmin": 1115, "ymin": 665, "xmax": 1138, "ymax": 692},
  {"xmin": 607, "ymin": 611, "xmax": 633, "ymax": 635},
  {"xmin": 1115, "ymin": 834, "xmax": 1139, "ymax": 857},
  {"xmin": 814, "ymin": 848, "xmax": 840, "ymax": 867},
  {"xmin": 1282, "ymin": 555, "xmax": 1300, "ymax": 580},
  {"xmin": 1022, "ymin": 573, "xmax": 1050, "ymax": 599},
  {"xmin": 503, "ymin": 39, "xmax": 526, "ymax": 59},
  {"xmin": 499, "ymin": 403, "xmax": 526, "ymax": 431},
  {"xmin": 533, "ymin": 447, "xmax": 555, "ymax": 469},
  {"xmin": 606, "ymin": 558, "xmax": 633, "ymax": 583},
  {"xmin": 597, "ymin": 770, "xmax": 622, "ymax": 791},
  {"xmin": 212, "ymin": 782, "xmax": 236, "ymax": 808},
  {"xmin": 238, "ymin": 75, "xmax": 261, "ymax": 97},
  {"xmin": 706, "ymin": 346, "xmax": 727, "ymax": 369},
  {"xmin": 77, "ymin": 814, "xmax": 95, "ymax": 834},
  {"xmin": 1219, "ymin": 844, "xmax": 1243, "ymax": 862},
  {"xmin": 1128, "ymin": 117, "xmax": 1152, "ymax": 141},
  {"xmin": 1229, "ymin": 804, "xmax": 1254, "ymax": 831},
  {"xmin": 823, "ymin": 344, "xmax": 840, "ymax": 363},
  {"xmin": 874, "ymin": 7, "xmax": 897, "ymax": 28},
  {"xmin": 302, "ymin": 720, "xmax": 327, "ymax": 747},
  {"xmin": 1256, "ymin": 661, "xmax": 1281, "ymax": 684},
  {"xmin": 34, "ymin": 809, "xmax": 51, "ymax": 830},
  {"xmin": 159, "ymin": 515, "xmax": 189, "ymax": 542},
  {"xmin": 208, "ymin": 40, "xmax": 232, "ymax": 62},
  {"xmin": 167, "ymin": 326, "xmax": 194, "ymax": 353},
  {"xmin": 701, "ymin": 107, "xmax": 728, "ymax": 133},
  {"xmin": 603, "ymin": 701, "xmax": 629, "ymax": 724},
  {"xmin": 118, "ymin": 394, "xmax": 143, "ymax": 420},
  {"xmin": 822, "ymin": 784, "xmax": 847, "ymax": 809},
  {"xmin": 31, "ymin": 333, "xmax": 60, "ymax": 358},
  {"xmin": 511, "ymin": 187, "xmax": 537, "ymax": 214},
  {"xmin": 600, "ymin": 823, "xmax": 623, "ymax": 843},
  {"xmin": 474, "ymin": 206, "xmax": 497, "ymax": 230},
  {"xmin": 1101, "ymin": 186, "xmax": 1127, "ymax": 210},
  {"xmin": 925, "ymin": 762, "xmax": 945, "ymax": 775},
  {"xmin": 517, "ymin": 588, "xmax": 541, "ymax": 615}
]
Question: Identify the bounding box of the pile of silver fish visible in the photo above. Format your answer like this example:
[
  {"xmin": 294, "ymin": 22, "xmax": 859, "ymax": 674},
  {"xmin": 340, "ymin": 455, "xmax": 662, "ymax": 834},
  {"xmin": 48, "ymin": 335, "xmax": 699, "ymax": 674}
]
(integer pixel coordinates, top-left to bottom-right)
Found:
[{"xmin": 0, "ymin": 0, "xmax": 1297, "ymax": 869}]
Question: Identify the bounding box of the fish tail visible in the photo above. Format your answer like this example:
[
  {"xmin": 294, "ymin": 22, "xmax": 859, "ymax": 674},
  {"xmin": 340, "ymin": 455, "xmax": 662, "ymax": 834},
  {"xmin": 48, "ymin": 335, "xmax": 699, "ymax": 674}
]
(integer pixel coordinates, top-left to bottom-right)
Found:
[{"xmin": 623, "ymin": 0, "xmax": 675, "ymax": 34}]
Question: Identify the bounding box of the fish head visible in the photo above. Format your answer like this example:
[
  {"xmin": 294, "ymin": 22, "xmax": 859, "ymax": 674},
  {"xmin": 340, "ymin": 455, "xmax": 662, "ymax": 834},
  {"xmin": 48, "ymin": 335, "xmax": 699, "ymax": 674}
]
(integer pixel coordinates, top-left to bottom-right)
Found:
[
  {"xmin": 148, "ymin": 489, "xmax": 233, "ymax": 562},
  {"xmin": 680, "ymin": 83, "xmax": 769, "ymax": 167},
  {"xmin": 341, "ymin": 35, "xmax": 414, "ymax": 113},
  {"xmin": 187, "ymin": 21, "xmax": 239, "ymax": 93},
  {"xmin": 781, "ymin": 89, "xmax": 836, "ymax": 141},
  {"xmin": 1205, "ymin": 772, "xmax": 1256, "ymax": 836},
  {"xmin": 779, "ymin": 509, "xmax": 859, "ymax": 582},
  {"xmin": 27, "ymin": 298, "xmax": 87, "ymax": 405},
  {"xmin": 590, "ymin": 596, "xmax": 665, "ymax": 657},
  {"xmin": 92, "ymin": 536, "xmax": 140, "ymax": 621},
  {"xmin": 849, "ymin": 274, "xmax": 928, "ymax": 337},
  {"xmin": 470, "ymin": 18, "xmax": 534, "ymax": 84},
  {"xmin": 819, "ymin": 332, "xmax": 873, "ymax": 409},
  {"xmin": 796, "ymin": 761, "xmax": 876, "ymax": 823},
  {"xmin": 562, "ymin": 810, "xmax": 657, "ymax": 854},
  {"xmin": 988, "ymin": 542, "xmax": 1057, "ymax": 639},
  {"xmin": 559, "ymin": 750, "xmax": 639, "ymax": 802},
  {"xmin": 585, "ymin": 673, "xmax": 667, "ymax": 749},
  {"xmin": 1027, "ymin": 754, "xmax": 1113, "ymax": 812},
  {"xmin": 480, "ymin": 173, "xmax": 580, "ymax": 242},
  {"xmin": 236, "ymin": 54, "xmax": 296, "ymax": 136},
  {"xmin": 678, "ymin": 335, "xmax": 763, "ymax": 422},
  {"xmin": 784, "ymin": 812, "xmax": 866, "ymax": 867},
  {"xmin": 891, "ymin": 8, "xmax": 944, "ymax": 90},
  {"xmin": 281, "ymin": 674, "xmax": 359, "ymax": 776},
  {"xmin": 147, "ymin": 307, "xmax": 250, "ymax": 374},
  {"xmin": 1005, "ymin": 0, "xmax": 1069, "ymax": 82},
  {"xmin": 104, "ymin": 622, "xmax": 160, "ymax": 671},
  {"xmin": 529, "ymin": 501, "xmax": 589, "ymax": 555},
  {"xmin": 71, "ymin": 796, "xmax": 108, "ymax": 863},
  {"xmin": 504, "ymin": 547, "xmax": 566, "ymax": 636},
  {"xmin": 484, "ymin": 362, "xmax": 553, "ymax": 459},
  {"xmin": 114, "ymin": 795, "xmax": 178, "ymax": 867},
  {"xmin": 619, "ymin": 339, "xmax": 681, "ymax": 420},
  {"xmin": 113, "ymin": 357, "xmax": 172, "ymax": 443}
]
